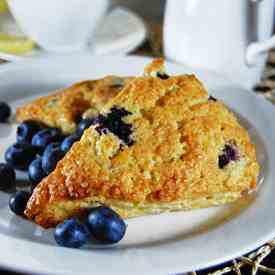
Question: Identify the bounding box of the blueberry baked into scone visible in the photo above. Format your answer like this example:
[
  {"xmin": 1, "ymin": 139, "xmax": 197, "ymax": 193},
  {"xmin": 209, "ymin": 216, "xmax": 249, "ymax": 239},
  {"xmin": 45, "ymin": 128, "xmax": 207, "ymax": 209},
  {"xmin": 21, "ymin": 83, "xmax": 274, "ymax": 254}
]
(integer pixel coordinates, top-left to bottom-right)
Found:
[
  {"xmin": 16, "ymin": 76, "xmax": 134, "ymax": 134},
  {"xmin": 24, "ymin": 59, "xmax": 259, "ymax": 228}
]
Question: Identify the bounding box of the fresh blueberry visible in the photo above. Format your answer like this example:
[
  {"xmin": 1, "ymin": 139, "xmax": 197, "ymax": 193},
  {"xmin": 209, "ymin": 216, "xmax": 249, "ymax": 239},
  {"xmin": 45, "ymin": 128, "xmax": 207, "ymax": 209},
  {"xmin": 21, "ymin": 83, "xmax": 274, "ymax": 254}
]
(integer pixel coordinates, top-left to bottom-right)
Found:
[
  {"xmin": 77, "ymin": 118, "xmax": 96, "ymax": 136},
  {"xmin": 32, "ymin": 128, "xmax": 63, "ymax": 149},
  {"xmin": 5, "ymin": 143, "xmax": 38, "ymax": 170},
  {"xmin": 54, "ymin": 218, "xmax": 90, "ymax": 248},
  {"xmin": 17, "ymin": 120, "xmax": 43, "ymax": 144},
  {"xmin": 61, "ymin": 135, "xmax": 80, "ymax": 152},
  {"xmin": 0, "ymin": 163, "xmax": 15, "ymax": 190},
  {"xmin": 43, "ymin": 142, "xmax": 61, "ymax": 156},
  {"xmin": 28, "ymin": 157, "xmax": 46, "ymax": 184},
  {"xmin": 0, "ymin": 101, "xmax": 11, "ymax": 122},
  {"xmin": 42, "ymin": 148, "xmax": 65, "ymax": 175},
  {"xmin": 87, "ymin": 206, "xmax": 126, "ymax": 244},
  {"xmin": 9, "ymin": 191, "xmax": 30, "ymax": 216},
  {"xmin": 218, "ymin": 143, "xmax": 240, "ymax": 169}
]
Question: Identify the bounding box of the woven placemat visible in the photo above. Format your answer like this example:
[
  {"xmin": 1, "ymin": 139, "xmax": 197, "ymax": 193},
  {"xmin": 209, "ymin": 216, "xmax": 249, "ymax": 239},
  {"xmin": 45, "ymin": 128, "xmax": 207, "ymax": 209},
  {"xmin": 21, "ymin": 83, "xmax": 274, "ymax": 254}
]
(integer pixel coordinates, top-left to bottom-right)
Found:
[{"xmin": 134, "ymin": 22, "xmax": 275, "ymax": 275}]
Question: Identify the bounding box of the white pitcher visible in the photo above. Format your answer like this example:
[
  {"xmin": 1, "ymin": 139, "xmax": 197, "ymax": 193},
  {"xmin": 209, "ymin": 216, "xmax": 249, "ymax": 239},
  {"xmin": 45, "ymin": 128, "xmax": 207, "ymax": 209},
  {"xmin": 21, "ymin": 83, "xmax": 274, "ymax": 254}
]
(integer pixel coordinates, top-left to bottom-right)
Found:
[{"xmin": 164, "ymin": 0, "xmax": 275, "ymax": 88}]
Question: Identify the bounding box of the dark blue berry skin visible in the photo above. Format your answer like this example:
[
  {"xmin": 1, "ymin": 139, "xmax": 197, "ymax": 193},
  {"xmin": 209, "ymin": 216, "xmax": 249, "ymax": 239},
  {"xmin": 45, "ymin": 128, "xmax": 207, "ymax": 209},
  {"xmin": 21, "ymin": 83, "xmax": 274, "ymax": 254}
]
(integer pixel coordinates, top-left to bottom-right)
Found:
[
  {"xmin": 218, "ymin": 143, "xmax": 239, "ymax": 169},
  {"xmin": 42, "ymin": 148, "xmax": 65, "ymax": 175},
  {"xmin": 0, "ymin": 102, "xmax": 11, "ymax": 122},
  {"xmin": 95, "ymin": 107, "xmax": 133, "ymax": 146},
  {"xmin": 32, "ymin": 128, "xmax": 63, "ymax": 149},
  {"xmin": 43, "ymin": 142, "xmax": 61, "ymax": 156},
  {"xmin": 5, "ymin": 143, "xmax": 38, "ymax": 170},
  {"xmin": 156, "ymin": 72, "xmax": 169, "ymax": 80},
  {"xmin": 0, "ymin": 163, "xmax": 15, "ymax": 190},
  {"xmin": 61, "ymin": 135, "xmax": 80, "ymax": 153},
  {"xmin": 77, "ymin": 118, "xmax": 96, "ymax": 136},
  {"xmin": 87, "ymin": 206, "xmax": 126, "ymax": 244},
  {"xmin": 209, "ymin": 96, "xmax": 217, "ymax": 102},
  {"xmin": 28, "ymin": 157, "xmax": 46, "ymax": 184},
  {"xmin": 17, "ymin": 121, "xmax": 43, "ymax": 144},
  {"xmin": 54, "ymin": 218, "xmax": 90, "ymax": 248},
  {"xmin": 9, "ymin": 191, "xmax": 30, "ymax": 216}
]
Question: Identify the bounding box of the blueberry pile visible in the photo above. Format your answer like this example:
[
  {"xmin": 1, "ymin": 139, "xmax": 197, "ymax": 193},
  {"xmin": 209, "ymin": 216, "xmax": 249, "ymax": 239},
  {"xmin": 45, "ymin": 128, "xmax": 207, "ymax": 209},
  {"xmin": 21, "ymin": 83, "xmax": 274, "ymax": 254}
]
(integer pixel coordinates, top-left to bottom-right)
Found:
[
  {"xmin": 218, "ymin": 142, "xmax": 240, "ymax": 169},
  {"xmin": 0, "ymin": 102, "xmax": 127, "ymax": 248},
  {"xmin": 2, "ymin": 118, "xmax": 73, "ymax": 216}
]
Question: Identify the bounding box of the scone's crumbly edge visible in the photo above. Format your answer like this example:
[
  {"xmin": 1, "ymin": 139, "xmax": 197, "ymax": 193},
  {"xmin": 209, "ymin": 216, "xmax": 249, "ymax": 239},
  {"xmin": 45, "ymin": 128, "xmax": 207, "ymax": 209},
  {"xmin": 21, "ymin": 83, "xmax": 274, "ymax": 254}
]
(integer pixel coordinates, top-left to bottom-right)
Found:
[{"xmin": 25, "ymin": 59, "xmax": 259, "ymax": 228}]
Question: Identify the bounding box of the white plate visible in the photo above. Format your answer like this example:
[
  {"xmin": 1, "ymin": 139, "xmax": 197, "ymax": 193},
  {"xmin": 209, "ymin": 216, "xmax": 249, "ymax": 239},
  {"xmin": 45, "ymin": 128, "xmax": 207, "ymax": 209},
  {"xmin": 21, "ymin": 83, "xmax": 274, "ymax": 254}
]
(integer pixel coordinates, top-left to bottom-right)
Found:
[
  {"xmin": 0, "ymin": 7, "xmax": 147, "ymax": 61},
  {"xmin": 0, "ymin": 55, "xmax": 273, "ymax": 275}
]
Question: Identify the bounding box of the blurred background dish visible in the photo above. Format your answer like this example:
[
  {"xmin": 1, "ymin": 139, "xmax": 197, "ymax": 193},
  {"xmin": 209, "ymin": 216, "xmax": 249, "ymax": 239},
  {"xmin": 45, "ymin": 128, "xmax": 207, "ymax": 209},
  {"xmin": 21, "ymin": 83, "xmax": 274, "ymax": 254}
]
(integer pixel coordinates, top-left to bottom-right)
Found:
[
  {"xmin": 0, "ymin": 3, "xmax": 147, "ymax": 61},
  {"xmin": 7, "ymin": 0, "xmax": 110, "ymax": 53}
]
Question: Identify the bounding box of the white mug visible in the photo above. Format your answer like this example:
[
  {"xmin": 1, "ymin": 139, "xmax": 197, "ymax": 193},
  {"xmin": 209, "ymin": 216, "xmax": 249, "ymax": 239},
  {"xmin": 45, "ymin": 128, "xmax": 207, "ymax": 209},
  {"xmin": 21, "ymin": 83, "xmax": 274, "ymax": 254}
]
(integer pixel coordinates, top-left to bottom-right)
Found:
[
  {"xmin": 164, "ymin": 0, "xmax": 275, "ymax": 89},
  {"xmin": 7, "ymin": 0, "xmax": 109, "ymax": 53}
]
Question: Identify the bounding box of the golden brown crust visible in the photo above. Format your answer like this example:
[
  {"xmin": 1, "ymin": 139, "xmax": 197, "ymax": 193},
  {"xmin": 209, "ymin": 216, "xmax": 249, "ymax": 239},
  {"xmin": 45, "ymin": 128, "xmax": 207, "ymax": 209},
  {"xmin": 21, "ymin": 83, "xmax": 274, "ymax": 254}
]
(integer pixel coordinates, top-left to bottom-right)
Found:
[
  {"xmin": 25, "ymin": 61, "xmax": 259, "ymax": 228},
  {"xmin": 16, "ymin": 76, "xmax": 133, "ymax": 134},
  {"xmin": 143, "ymin": 58, "xmax": 165, "ymax": 76}
]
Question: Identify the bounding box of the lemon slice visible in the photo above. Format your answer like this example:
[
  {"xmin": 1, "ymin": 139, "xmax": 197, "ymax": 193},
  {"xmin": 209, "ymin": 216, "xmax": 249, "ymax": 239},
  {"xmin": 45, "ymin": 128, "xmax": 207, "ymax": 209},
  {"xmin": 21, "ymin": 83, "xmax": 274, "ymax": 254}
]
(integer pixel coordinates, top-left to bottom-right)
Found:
[
  {"xmin": 0, "ymin": 33, "xmax": 35, "ymax": 54},
  {"xmin": 0, "ymin": 0, "xmax": 8, "ymax": 13}
]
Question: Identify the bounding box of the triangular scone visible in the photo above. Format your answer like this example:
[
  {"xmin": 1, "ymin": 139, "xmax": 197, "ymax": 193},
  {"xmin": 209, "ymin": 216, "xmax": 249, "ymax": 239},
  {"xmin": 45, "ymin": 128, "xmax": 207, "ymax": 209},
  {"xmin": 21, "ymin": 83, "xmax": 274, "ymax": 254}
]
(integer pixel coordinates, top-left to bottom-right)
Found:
[
  {"xmin": 25, "ymin": 61, "xmax": 259, "ymax": 228},
  {"xmin": 16, "ymin": 76, "xmax": 134, "ymax": 134}
]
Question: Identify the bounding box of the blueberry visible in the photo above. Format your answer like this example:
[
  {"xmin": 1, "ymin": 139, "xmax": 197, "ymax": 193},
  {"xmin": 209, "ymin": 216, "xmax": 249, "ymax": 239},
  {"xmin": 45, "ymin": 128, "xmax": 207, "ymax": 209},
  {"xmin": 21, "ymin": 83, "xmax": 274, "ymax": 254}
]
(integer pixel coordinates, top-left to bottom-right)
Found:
[
  {"xmin": 61, "ymin": 135, "xmax": 80, "ymax": 153},
  {"xmin": 43, "ymin": 142, "xmax": 61, "ymax": 156},
  {"xmin": 156, "ymin": 72, "xmax": 169, "ymax": 80},
  {"xmin": 28, "ymin": 157, "xmax": 46, "ymax": 184},
  {"xmin": 77, "ymin": 118, "xmax": 97, "ymax": 136},
  {"xmin": 9, "ymin": 191, "xmax": 30, "ymax": 216},
  {"xmin": 0, "ymin": 163, "xmax": 15, "ymax": 190},
  {"xmin": 95, "ymin": 107, "xmax": 133, "ymax": 146},
  {"xmin": 0, "ymin": 101, "xmax": 11, "ymax": 122},
  {"xmin": 224, "ymin": 144, "xmax": 239, "ymax": 161},
  {"xmin": 87, "ymin": 206, "xmax": 126, "ymax": 244},
  {"xmin": 5, "ymin": 143, "xmax": 38, "ymax": 170},
  {"xmin": 32, "ymin": 128, "xmax": 63, "ymax": 149},
  {"xmin": 218, "ymin": 154, "xmax": 230, "ymax": 169},
  {"xmin": 54, "ymin": 218, "xmax": 89, "ymax": 248},
  {"xmin": 42, "ymin": 148, "xmax": 65, "ymax": 175},
  {"xmin": 17, "ymin": 120, "xmax": 43, "ymax": 144},
  {"xmin": 209, "ymin": 96, "xmax": 217, "ymax": 101},
  {"xmin": 218, "ymin": 143, "xmax": 240, "ymax": 169}
]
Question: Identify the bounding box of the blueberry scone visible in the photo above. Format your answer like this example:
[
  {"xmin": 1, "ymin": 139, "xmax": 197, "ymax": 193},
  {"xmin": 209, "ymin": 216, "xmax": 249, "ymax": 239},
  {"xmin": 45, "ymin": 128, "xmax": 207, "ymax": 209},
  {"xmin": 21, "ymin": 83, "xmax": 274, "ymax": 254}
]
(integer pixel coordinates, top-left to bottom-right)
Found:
[
  {"xmin": 25, "ymin": 59, "xmax": 259, "ymax": 228},
  {"xmin": 16, "ymin": 76, "xmax": 134, "ymax": 134}
]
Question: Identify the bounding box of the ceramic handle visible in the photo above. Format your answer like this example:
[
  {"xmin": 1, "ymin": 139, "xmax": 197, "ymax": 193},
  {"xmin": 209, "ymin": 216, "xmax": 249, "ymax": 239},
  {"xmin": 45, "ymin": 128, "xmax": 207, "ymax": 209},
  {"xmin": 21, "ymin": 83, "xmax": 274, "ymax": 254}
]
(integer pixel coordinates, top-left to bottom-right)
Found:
[
  {"xmin": 246, "ymin": 35, "xmax": 275, "ymax": 65},
  {"xmin": 246, "ymin": 0, "xmax": 274, "ymax": 65}
]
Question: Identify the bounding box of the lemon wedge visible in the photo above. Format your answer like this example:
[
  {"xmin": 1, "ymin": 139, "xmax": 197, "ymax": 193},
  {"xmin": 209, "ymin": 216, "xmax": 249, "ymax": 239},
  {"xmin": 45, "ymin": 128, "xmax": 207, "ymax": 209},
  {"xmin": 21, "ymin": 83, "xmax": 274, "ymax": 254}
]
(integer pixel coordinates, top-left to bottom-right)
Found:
[
  {"xmin": 0, "ymin": 33, "xmax": 35, "ymax": 54},
  {"xmin": 0, "ymin": 0, "xmax": 8, "ymax": 13}
]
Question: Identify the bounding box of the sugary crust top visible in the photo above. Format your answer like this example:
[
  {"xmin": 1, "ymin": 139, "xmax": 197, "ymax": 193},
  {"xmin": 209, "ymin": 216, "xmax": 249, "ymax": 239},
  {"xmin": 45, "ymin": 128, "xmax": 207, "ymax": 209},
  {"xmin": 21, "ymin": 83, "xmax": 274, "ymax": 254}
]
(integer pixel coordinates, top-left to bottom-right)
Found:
[{"xmin": 16, "ymin": 76, "xmax": 133, "ymax": 134}]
